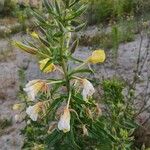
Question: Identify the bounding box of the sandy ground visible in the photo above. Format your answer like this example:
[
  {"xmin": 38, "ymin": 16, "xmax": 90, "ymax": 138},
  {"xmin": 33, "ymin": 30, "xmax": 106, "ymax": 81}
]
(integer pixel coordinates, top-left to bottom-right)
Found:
[{"xmin": 0, "ymin": 30, "xmax": 150, "ymax": 149}]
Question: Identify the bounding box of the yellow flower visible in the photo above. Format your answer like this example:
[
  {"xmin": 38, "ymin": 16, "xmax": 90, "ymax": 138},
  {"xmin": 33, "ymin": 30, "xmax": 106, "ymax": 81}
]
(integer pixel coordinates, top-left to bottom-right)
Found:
[
  {"xmin": 58, "ymin": 108, "xmax": 70, "ymax": 133},
  {"xmin": 88, "ymin": 49, "xmax": 106, "ymax": 64},
  {"xmin": 13, "ymin": 103, "xmax": 24, "ymax": 111},
  {"xmin": 26, "ymin": 102, "xmax": 43, "ymax": 121},
  {"xmin": 24, "ymin": 80, "xmax": 48, "ymax": 101},
  {"xmin": 39, "ymin": 58, "xmax": 56, "ymax": 73},
  {"xmin": 31, "ymin": 32, "xmax": 39, "ymax": 39},
  {"xmin": 81, "ymin": 79, "xmax": 95, "ymax": 101}
]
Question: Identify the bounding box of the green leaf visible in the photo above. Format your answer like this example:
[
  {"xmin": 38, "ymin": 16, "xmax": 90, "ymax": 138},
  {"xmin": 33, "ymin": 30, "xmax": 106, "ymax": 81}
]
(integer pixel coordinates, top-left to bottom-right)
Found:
[
  {"xmin": 57, "ymin": 20, "xmax": 66, "ymax": 33},
  {"xmin": 54, "ymin": 0, "xmax": 61, "ymax": 15},
  {"xmin": 38, "ymin": 35, "xmax": 50, "ymax": 47},
  {"xmin": 66, "ymin": 4, "xmax": 87, "ymax": 21},
  {"xmin": 74, "ymin": 22, "xmax": 87, "ymax": 32},
  {"xmin": 13, "ymin": 41, "xmax": 37, "ymax": 54},
  {"xmin": 69, "ymin": 0, "xmax": 80, "ymax": 8},
  {"xmin": 70, "ymin": 56, "xmax": 84, "ymax": 63},
  {"xmin": 72, "ymin": 95, "xmax": 86, "ymax": 105},
  {"xmin": 62, "ymin": 0, "xmax": 70, "ymax": 8},
  {"xmin": 69, "ymin": 69, "xmax": 92, "ymax": 76},
  {"xmin": 53, "ymin": 31, "xmax": 63, "ymax": 37},
  {"xmin": 32, "ymin": 10, "xmax": 46, "ymax": 24},
  {"xmin": 43, "ymin": 0, "xmax": 54, "ymax": 14},
  {"xmin": 70, "ymin": 39, "xmax": 79, "ymax": 54},
  {"xmin": 66, "ymin": 119, "xmax": 80, "ymax": 149},
  {"xmin": 46, "ymin": 130, "xmax": 63, "ymax": 147}
]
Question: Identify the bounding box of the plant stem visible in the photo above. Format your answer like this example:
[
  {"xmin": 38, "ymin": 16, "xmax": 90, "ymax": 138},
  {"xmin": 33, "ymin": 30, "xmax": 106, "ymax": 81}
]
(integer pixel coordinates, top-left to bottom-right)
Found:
[
  {"xmin": 60, "ymin": 36, "xmax": 71, "ymax": 106},
  {"xmin": 74, "ymin": 62, "xmax": 87, "ymax": 71},
  {"xmin": 67, "ymin": 91, "xmax": 71, "ymax": 109}
]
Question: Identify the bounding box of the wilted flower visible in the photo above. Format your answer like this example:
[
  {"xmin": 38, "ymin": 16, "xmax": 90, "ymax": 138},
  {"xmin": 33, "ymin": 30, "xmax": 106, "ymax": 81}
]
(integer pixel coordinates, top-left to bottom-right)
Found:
[
  {"xmin": 81, "ymin": 79, "xmax": 95, "ymax": 101},
  {"xmin": 58, "ymin": 108, "xmax": 71, "ymax": 133},
  {"xmin": 27, "ymin": 120, "xmax": 31, "ymax": 125},
  {"xmin": 14, "ymin": 114, "xmax": 21, "ymax": 122},
  {"xmin": 24, "ymin": 80, "xmax": 48, "ymax": 101},
  {"xmin": 87, "ymin": 49, "xmax": 106, "ymax": 64},
  {"xmin": 95, "ymin": 103, "xmax": 102, "ymax": 117},
  {"xmin": 83, "ymin": 125, "xmax": 88, "ymax": 136},
  {"xmin": 32, "ymin": 143, "xmax": 45, "ymax": 150},
  {"xmin": 39, "ymin": 58, "xmax": 56, "ymax": 73},
  {"xmin": 85, "ymin": 107, "xmax": 93, "ymax": 119},
  {"xmin": 26, "ymin": 102, "xmax": 44, "ymax": 121},
  {"xmin": 48, "ymin": 121, "xmax": 57, "ymax": 134}
]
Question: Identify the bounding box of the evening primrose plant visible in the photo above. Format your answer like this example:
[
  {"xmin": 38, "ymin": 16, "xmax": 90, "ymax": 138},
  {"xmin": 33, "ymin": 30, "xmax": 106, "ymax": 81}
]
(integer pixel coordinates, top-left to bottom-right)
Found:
[{"xmin": 12, "ymin": 0, "xmax": 119, "ymax": 149}]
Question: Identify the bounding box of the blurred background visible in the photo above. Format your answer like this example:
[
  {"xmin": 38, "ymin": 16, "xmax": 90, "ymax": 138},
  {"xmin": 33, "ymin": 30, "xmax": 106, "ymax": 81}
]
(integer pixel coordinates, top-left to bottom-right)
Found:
[{"xmin": 0, "ymin": 0, "xmax": 150, "ymax": 149}]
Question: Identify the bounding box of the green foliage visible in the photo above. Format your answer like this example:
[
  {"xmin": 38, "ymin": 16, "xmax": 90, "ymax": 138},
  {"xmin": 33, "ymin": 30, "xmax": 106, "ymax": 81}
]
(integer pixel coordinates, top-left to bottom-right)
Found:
[
  {"xmin": 0, "ymin": 0, "xmax": 17, "ymax": 17},
  {"xmin": 84, "ymin": 0, "xmax": 136, "ymax": 25},
  {"xmin": 102, "ymin": 79, "xmax": 137, "ymax": 150}
]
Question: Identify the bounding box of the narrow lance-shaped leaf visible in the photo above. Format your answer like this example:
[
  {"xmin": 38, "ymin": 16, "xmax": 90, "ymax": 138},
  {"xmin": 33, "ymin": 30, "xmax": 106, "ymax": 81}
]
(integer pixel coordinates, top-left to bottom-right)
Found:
[
  {"xmin": 69, "ymin": 69, "xmax": 93, "ymax": 76},
  {"xmin": 43, "ymin": 0, "xmax": 54, "ymax": 14},
  {"xmin": 70, "ymin": 39, "xmax": 79, "ymax": 54},
  {"xmin": 74, "ymin": 22, "xmax": 87, "ymax": 32},
  {"xmin": 62, "ymin": 0, "xmax": 70, "ymax": 8},
  {"xmin": 32, "ymin": 10, "xmax": 46, "ymax": 24},
  {"xmin": 13, "ymin": 41, "xmax": 37, "ymax": 54},
  {"xmin": 25, "ymin": 39, "xmax": 38, "ymax": 49},
  {"xmin": 54, "ymin": 0, "xmax": 61, "ymax": 15},
  {"xmin": 56, "ymin": 20, "xmax": 66, "ymax": 33},
  {"xmin": 65, "ymin": 4, "xmax": 87, "ymax": 21},
  {"xmin": 38, "ymin": 35, "xmax": 50, "ymax": 47},
  {"xmin": 69, "ymin": 0, "xmax": 80, "ymax": 8}
]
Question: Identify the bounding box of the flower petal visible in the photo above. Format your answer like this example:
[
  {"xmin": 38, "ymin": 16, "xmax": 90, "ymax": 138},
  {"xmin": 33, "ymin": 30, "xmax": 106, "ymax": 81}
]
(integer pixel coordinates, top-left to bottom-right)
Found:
[
  {"xmin": 82, "ymin": 79, "xmax": 95, "ymax": 101},
  {"xmin": 88, "ymin": 49, "xmax": 106, "ymax": 64},
  {"xmin": 39, "ymin": 58, "xmax": 56, "ymax": 73},
  {"xmin": 26, "ymin": 106, "xmax": 38, "ymax": 121}
]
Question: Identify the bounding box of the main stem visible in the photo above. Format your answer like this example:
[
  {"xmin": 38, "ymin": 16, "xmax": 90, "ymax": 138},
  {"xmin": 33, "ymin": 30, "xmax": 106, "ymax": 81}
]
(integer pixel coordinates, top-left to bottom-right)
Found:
[{"xmin": 60, "ymin": 36, "xmax": 71, "ymax": 102}]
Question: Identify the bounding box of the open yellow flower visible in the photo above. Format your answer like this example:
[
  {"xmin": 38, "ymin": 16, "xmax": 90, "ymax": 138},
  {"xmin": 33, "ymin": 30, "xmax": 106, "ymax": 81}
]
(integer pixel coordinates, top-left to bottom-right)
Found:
[
  {"xmin": 58, "ymin": 108, "xmax": 70, "ymax": 133},
  {"xmin": 24, "ymin": 80, "xmax": 48, "ymax": 101},
  {"xmin": 26, "ymin": 102, "xmax": 43, "ymax": 121},
  {"xmin": 82, "ymin": 79, "xmax": 95, "ymax": 101},
  {"xmin": 87, "ymin": 49, "xmax": 106, "ymax": 64},
  {"xmin": 39, "ymin": 58, "xmax": 56, "ymax": 73}
]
